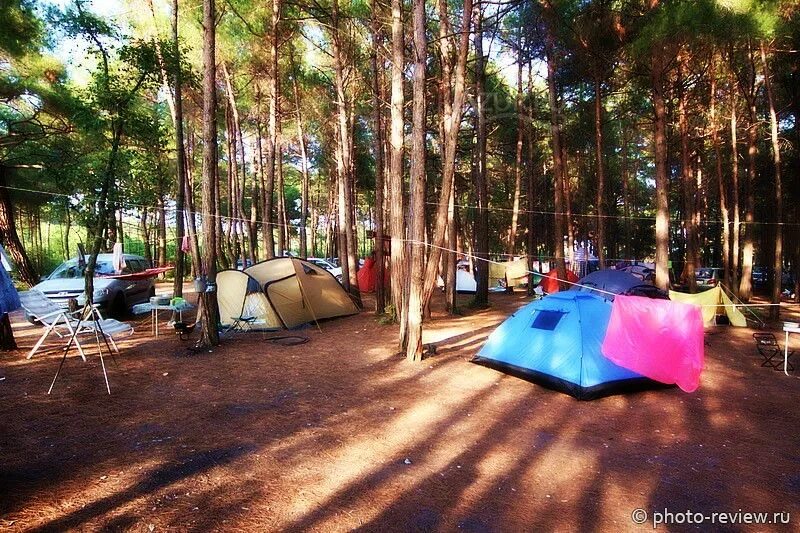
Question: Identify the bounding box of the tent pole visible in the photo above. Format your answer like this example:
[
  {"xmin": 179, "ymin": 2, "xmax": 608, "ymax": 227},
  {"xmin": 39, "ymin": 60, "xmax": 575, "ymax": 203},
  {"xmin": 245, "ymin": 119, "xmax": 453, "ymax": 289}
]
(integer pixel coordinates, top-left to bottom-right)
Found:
[{"xmin": 296, "ymin": 276, "xmax": 322, "ymax": 332}]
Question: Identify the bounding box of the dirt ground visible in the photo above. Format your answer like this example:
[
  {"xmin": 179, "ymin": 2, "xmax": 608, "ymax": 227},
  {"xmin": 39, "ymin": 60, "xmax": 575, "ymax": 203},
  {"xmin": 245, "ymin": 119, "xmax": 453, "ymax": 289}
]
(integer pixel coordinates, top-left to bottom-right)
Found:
[{"xmin": 1, "ymin": 285, "xmax": 799, "ymax": 532}]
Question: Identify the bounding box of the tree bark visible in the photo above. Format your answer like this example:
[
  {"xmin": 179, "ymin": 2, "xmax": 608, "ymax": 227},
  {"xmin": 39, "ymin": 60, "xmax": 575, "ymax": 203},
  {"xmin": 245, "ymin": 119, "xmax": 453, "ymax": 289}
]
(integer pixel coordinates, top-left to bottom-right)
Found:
[
  {"xmin": 388, "ymin": 0, "xmax": 407, "ymax": 348},
  {"xmin": 330, "ymin": 0, "xmax": 361, "ymax": 306},
  {"xmin": 710, "ymin": 50, "xmax": 731, "ymax": 290},
  {"xmin": 262, "ymin": 0, "xmax": 280, "ymax": 260},
  {"xmin": 370, "ymin": 0, "xmax": 386, "ymax": 313},
  {"xmin": 472, "ymin": 3, "xmax": 489, "ymax": 305},
  {"xmin": 508, "ymin": 25, "xmax": 524, "ymax": 257},
  {"xmin": 198, "ymin": 0, "xmax": 220, "ymax": 347},
  {"xmin": 593, "ymin": 74, "xmax": 606, "ymax": 269},
  {"xmin": 419, "ymin": 0, "xmax": 472, "ymax": 309},
  {"xmin": 651, "ymin": 43, "xmax": 670, "ymax": 291},
  {"xmin": 738, "ymin": 41, "xmax": 757, "ymax": 302},
  {"xmin": 289, "ymin": 49, "xmax": 310, "ymax": 259},
  {"xmin": 761, "ymin": 41, "xmax": 782, "ymax": 319},
  {"xmin": 405, "ymin": 0, "xmax": 427, "ymax": 361},
  {"xmin": 0, "ymin": 167, "xmax": 38, "ymax": 286},
  {"xmin": 171, "ymin": 0, "xmax": 186, "ymax": 296},
  {"xmin": 729, "ymin": 55, "xmax": 741, "ymax": 294},
  {"xmin": 544, "ymin": 24, "xmax": 567, "ymax": 286},
  {"xmin": 678, "ymin": 53, "xmax": 697, "ymax": 292}
]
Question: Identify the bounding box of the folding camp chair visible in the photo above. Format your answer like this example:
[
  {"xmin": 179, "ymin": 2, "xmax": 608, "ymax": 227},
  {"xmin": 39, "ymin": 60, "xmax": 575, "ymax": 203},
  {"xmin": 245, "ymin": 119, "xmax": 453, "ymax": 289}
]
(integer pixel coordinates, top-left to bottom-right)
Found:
[
  {"xmin": 18, "ymin": 290, "xmax": 134, "ymax": 360},
  {"xmin": 753, "ymin": 333, "xmax": 794, "ymax": 371}
]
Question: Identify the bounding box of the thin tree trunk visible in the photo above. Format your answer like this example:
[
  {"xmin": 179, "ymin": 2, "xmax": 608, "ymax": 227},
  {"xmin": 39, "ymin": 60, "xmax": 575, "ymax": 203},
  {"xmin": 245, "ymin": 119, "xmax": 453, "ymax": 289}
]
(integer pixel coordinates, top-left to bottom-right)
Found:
[
  {"xmin": 710, "ymin": 51, "xmax": 731, "ymax": 290},
  {"xmin": 593, "ymin": 74, "xmax": 606, "ymax": 269},
  {"xmin": 651, "ymin": 41, "xmax": 670, "ymax": 291},
  {"xmin": 761, "ymin": 41, "xmax": 782, "ymax": 318},
  {"xmin": 729, "ymin": 57, "xmax": 741, "ymax": 294},
  {"xmin": 330, "ymin": 0, "xmax": 361, "ymax": 306},
  {"xmin": 370, "ymin": 0, "xmax": 386, "ymax": 313},
  {"xmin": 738, "ymin": 42, "xmax": 757, "ymax": 302},
  {"xmin": 419, "ymin": 0, "xmax": 472, "ymax": 309},
  {"xmin": 289, "ymin": 49, "xmax": 310, "ymax": 259},
  {"xmin": 62, "ymin": 202, "xmax": 71, "ymax": 260},
  {"xmin": 277, "ymin": 137, "xmax": 286, "ymax": 254},
  {"xmin": 171, "ymin": 0, "xmax": 186, "ymax": 296},
  {"xmin": 679, "ymin": 54, "xmax": 697, "ymax": 292},
  {"xmin": 184, "ymin": 129, "xmax": 202, "ymax": 277},
  {"xmin": 472, "ymin": 3, "xmax": 489, "ymax": 305},
  {"xmin": 508, "ymin": 28, "xmax": 524, "ymax": 257},
  {"xmin": 544, "ymin": 25, "xmax": 567, "ymax": 285},
  {"xmin": 405, "ymin": 0, "xmax": 427, "ymax": 361},
  {"xmin": 262, "ymin": 0, "xmax": 280, "ymax": 259},
  {"xmin": 198, "ymin": 0, "xmax": 219, "ymax": 347}
]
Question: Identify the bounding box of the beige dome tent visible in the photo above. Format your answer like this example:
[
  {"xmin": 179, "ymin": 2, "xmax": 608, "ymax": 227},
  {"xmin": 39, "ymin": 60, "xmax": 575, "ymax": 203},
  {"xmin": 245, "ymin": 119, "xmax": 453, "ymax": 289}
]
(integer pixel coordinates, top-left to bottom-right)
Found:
[{"xmin": 217, "ymin": 257, "xmax": 359, "ymax": 329}]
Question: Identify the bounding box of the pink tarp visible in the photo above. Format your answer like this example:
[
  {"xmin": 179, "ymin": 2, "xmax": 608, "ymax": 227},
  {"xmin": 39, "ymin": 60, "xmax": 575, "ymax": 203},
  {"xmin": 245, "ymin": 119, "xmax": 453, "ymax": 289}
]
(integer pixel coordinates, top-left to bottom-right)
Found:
[{"xmin": 601, "ymin": 295, "xmax": 705, "ymax": 392}]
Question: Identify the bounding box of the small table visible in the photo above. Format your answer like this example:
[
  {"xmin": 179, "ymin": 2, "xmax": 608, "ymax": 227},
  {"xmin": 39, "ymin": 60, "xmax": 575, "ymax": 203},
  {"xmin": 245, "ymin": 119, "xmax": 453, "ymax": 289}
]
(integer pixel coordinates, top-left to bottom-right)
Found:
[
  {"xmin": 151, "ymin": 304, "xmax": 183, "ymax": 337},
  {"xmin": 782, "ymin": 325, "xmax": 800, "ymax": 376}
]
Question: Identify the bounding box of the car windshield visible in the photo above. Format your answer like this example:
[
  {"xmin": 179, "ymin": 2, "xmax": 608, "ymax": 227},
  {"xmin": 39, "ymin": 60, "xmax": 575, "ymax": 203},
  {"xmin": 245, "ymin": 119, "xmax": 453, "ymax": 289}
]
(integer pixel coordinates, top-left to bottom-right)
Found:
[{"xmin": 48, "ymin": 260, "xmax": 117, "ymax": 279}]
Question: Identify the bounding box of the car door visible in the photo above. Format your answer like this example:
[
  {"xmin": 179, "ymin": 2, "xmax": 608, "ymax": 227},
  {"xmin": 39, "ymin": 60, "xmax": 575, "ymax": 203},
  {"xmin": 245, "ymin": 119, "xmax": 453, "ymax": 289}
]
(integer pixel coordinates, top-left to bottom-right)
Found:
[{"xmin": 126, "ymin": 259, "xmax": 152, "ymax": 304}]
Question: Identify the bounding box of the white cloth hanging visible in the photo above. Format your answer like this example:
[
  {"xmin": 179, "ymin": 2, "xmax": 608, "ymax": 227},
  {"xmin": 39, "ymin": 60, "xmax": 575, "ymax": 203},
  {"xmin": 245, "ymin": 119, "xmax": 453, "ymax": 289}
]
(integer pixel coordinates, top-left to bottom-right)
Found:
[{"xmin": 112, "ymin": 242, "xmax": 126, "ymax": 274}]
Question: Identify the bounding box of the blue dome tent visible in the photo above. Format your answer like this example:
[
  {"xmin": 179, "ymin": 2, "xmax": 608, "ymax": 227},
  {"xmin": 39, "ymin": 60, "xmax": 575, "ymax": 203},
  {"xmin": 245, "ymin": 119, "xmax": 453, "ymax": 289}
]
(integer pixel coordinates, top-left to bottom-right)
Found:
[
  {"xmin": 473, "ymin": 291, "xmax": 659, "ymax": 400},
  {"xmin": 569, "ymin": 269, "xmax": 668, "ymax": 301}
]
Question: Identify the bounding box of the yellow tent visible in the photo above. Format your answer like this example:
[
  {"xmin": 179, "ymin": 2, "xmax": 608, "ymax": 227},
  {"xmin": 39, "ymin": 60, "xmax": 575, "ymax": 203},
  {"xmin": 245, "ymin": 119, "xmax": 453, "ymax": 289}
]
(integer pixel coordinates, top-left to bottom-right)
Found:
[
  {"xmin": 668, "ymin": 286, "xmax": 747, "ymax": 327},
  {"xmin": 217, "ymin": 257, "xmax": 359, "ymax": 329}
]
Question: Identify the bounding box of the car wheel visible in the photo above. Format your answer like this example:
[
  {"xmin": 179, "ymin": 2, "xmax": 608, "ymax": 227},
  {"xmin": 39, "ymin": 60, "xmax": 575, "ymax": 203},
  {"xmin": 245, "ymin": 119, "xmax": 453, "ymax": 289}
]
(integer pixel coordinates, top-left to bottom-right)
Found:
[{"xmin": 111, "ymin": 293, "xmax": 127, "ymax": 319}]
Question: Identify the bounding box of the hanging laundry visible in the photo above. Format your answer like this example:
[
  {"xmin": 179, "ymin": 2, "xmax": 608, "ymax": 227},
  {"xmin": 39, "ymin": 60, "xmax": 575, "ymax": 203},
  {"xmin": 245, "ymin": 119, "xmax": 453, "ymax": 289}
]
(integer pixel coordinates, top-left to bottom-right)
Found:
[{"xmin": 112, "ymin": 242, "xmax": 126, "ymax": 274}]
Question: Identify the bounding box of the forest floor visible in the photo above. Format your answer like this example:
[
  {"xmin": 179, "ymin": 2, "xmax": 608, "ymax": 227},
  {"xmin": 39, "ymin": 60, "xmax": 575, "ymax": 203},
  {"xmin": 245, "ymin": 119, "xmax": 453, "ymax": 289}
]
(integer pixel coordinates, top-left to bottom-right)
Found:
[{"xmin": 1, "ymin": 285, "xmax": 799, "ymax": 531}]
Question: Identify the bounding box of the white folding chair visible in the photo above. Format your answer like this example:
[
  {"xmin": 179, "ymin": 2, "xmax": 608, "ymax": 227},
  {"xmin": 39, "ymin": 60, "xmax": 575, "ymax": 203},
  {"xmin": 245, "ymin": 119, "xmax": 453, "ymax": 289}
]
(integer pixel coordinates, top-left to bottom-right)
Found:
[{"xmin": 18, "ymin": 290, "xmax": 133, "ymax": 360}]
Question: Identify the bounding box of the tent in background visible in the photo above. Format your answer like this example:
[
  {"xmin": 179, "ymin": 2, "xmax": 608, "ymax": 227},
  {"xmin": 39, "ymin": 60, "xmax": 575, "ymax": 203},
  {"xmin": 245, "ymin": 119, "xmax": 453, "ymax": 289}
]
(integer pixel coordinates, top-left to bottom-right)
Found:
[
  {"xmin": 539, "ymin": 269, "xmax": 579, "ymax": 294},
  {"xmin": 669, "ymin": 286, "xmax": 746, "ymax": 327},
  {"xmin": 357, "ymin": 257, "xmax": 389, "ymax": 293},
  {"xmin": 474, "ymin": 291, "xmax": 656, "ymax": 400},
  {"xmin": 571, "ymin": 269, "xmax": 668, "ymax": 301},
  {"xmin": 217, "ymin": 257, "xmax": 359, "ymax": 329}
]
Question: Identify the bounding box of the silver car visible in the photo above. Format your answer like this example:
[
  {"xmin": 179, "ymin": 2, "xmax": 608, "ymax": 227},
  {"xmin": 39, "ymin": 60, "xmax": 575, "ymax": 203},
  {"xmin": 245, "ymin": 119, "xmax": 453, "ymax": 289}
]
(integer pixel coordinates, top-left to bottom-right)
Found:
[{"xmin": 32, "ymin": 254, "xmax": 156, "ymax": 318}]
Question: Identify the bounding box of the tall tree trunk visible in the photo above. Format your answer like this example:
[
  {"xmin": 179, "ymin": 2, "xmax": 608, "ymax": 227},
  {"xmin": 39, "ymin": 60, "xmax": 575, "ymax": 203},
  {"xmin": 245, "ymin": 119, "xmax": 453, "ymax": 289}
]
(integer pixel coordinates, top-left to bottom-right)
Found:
[
  {"xmin": 678, "ymin": 54, "xmax": 697, "ymax": 292},
  {"xmin": 651, "ymin": 42, "xmax": 670, "ymax": 291},
  {"xmin": 729, "ymin": 59, "xmax": 741, "ymax": 294},
  {"xmin": 593, "ymin": 74, "xmax": 606, "ymax": 269},
  {"xmin": 761, "ymin": 41, "xmax": 782, "ymax": 319},
  {"xmin": 262, "ymin": 0, "xmax": 280, "ymax": 259},
  {"xmin": 738, "ymin": 42, "xmax": 757, "ymax": 302},
  {"xmin": 0, "ymin": 167, "xmax": 38, "ymax": 285},
  {"xmin": 472, "ymin": 3, "xmax": 489, "ymax": 304},
  {"xmin": 171, "ymin": 0, "xmax": 186, "ymax": 296},
  {"xmin": 544, "ymin": 24, "xmax": 567, "ymax": 285},
  {"xmin": 62, "ymin": 202, "xmax": 71, "ymax": 260},
  {"xmin": 710, "ymin": 51, "xmax": 731, "ymax": 290},
  {"xmin": 277, "ymin": 138, "xmax": 287, "ymax": 254},
  {"xmin": 198, "ymin": 0, "xmax": 219, "ymax": 347},
  {"xmin": 621, "ymin": 121, "xmax": 631, "ymax": 260},
  {"xmin": 289, "ymin": 49, "xmax": 311, "ymax": 259},
  {"xmin": 370, "ymin": 0, "xmax": 386, "ymax": 313},
  {"xmin": 389, "ymin": 0, "xmax": 407, "ymax": 347},
  {"xmin": 419, "ymin": 0, "xmax": 472, "ymax": 309},
  {"xmin": 157, "ymin": 196, "xmax": 167, "ymax": 269},
  {"xmin": 185, "ymin": 129, "xmax": 202, "ymax": 276},
  {"xmin": 140, "ymin": 208, "xmax": 152, "ymax": 265},
  {"xmin": 405, "ymin": 0, "xmax": 427, "ymax": 361},
  {"xmin": 330, "ymin": 0, "xmax": 361, "ymax": 306},
  {"xmin": 508, "ymin": 29, "xmax": 524, "ymax": 257}
]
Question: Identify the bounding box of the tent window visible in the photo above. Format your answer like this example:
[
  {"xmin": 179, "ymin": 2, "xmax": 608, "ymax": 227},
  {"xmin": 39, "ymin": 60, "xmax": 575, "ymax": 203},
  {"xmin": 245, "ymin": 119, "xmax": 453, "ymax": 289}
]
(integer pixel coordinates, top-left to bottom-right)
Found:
[
  {"xmin": 531, "ymin": 310, "xmax": 566, "ymax": 330},
  {"xmin": 302, "ymin": 264, "xmax": 319, "ymax": 275}
]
